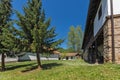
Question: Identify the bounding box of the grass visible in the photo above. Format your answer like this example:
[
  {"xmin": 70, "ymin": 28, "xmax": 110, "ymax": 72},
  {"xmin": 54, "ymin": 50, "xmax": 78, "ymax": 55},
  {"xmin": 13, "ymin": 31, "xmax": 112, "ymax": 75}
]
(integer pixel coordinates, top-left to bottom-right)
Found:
[{"xmin": 1, "ymin": 59, "xmax": 120, "ymax": 80}]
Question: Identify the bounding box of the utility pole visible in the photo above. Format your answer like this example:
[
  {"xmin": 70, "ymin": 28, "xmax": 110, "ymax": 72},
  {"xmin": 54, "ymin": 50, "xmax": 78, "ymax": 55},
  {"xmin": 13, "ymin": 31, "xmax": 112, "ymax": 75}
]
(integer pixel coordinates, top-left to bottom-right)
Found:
[{"xmin": 110, "ymin": 0, "xmax": 115, "ymax": 63}]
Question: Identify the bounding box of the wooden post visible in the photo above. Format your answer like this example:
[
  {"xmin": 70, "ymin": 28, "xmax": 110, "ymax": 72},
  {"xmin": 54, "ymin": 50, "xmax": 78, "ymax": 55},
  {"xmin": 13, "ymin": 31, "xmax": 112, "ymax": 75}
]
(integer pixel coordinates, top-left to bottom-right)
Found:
[{"xmin": 110, "ymin": 0, "xmax": 115, "ymax": 63}]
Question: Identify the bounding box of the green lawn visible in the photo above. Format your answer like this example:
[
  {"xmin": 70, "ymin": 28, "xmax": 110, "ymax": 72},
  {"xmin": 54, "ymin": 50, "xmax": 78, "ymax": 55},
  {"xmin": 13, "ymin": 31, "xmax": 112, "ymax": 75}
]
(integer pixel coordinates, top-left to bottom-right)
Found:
[{"xmin": 1, "ymin": 59, "xmax": 120, "ymax": 80}]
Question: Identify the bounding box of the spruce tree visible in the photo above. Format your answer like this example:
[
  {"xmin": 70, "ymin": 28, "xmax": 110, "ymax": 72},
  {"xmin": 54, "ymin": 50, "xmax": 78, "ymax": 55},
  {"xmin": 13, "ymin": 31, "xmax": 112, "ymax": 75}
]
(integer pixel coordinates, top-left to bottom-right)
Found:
[
  {"xmin": 16, "ymin": 0, "xmax": 63, "ymax": 69},
  {"xmin": 0, "ymin": 0, "xmax": 12, "ymax": 71}
]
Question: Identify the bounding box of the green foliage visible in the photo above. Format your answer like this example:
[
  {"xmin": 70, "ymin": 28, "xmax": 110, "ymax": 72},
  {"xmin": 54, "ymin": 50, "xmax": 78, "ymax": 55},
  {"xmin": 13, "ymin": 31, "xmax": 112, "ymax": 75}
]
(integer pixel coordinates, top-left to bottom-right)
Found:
[
  {"xmin": 58, "ymin": 48, "xmax": 75, "ymax": 59},
  {"xmin": 68, "ymin": 25, "xmax": 83, "ymax": 53},
  {"xmin": 68, "ymin": 26, "xmax": 76, "ymax": 51},
  {"xmin": 0, "ymin": 0, "xmax": 13, "ymax": 53},
  {"xmin": 58, "ymin": 48, "xmax": 74, "ymax": 53},
  {"xmin": 0, "ymin": 0, "xmax": 25, "ymax": 54},
  {"xmin": 0, "ymin": 0, "xmax": 12, "ymax": 24},
  {"xmin": 0, "ymin": 28, "xmax": 14, "ymax": 52},
  {"xmin": 15, "ymin": 0, "xmax": 63, "ymax": 68},
  {"xmin": 0, "ymin": 0, "xmax": 16, "ymax": 71},
  {"xmin": 16, "ymin": 0, "xmax": 63, "ymax": 54}
]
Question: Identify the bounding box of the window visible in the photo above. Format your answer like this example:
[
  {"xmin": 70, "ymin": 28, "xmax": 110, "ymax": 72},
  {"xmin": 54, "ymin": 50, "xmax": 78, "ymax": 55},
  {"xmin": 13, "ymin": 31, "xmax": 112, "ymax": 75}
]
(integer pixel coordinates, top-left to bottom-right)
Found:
[{"xmin": 98, "ymin": 5, "xmax": 102, "ymax": 20}]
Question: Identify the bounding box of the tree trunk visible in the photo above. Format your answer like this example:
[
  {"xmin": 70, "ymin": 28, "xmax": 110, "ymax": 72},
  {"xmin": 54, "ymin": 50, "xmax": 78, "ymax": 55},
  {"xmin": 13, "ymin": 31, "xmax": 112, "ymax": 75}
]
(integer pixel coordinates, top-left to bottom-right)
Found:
[
  {"xmin": 36, "ymin": 52, "xmax": 42, "ymax": 69},
  {"xmin": 1, "ymin": 53, "xmax": 5, "ymax": 71}
]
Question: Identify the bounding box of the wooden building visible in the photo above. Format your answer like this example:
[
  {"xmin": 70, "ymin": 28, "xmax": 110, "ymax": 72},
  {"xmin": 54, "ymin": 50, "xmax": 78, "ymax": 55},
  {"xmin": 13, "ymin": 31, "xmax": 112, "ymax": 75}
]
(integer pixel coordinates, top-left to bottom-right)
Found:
[
  {"xmin": 82, "ymin": 0, "xmax": 120, "ymax": 63},
  {"xmin": 59, "ymin": 53, "xmax": 81, "ymax": 60}
]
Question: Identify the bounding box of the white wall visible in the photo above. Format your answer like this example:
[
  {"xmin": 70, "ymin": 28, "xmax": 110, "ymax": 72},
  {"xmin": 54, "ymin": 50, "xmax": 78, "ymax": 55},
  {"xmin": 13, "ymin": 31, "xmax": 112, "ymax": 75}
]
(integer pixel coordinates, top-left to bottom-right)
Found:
[
  {"xmin": 94, "ymin": 0, "xmax": 120, "ymax": 36},
  {"xmin": 94, "ymin": 0, "xmax": 108, "ymax": 36},
  {"xmin": 108, "ymin": 0, "xmax": 120, "ymax": 15}
]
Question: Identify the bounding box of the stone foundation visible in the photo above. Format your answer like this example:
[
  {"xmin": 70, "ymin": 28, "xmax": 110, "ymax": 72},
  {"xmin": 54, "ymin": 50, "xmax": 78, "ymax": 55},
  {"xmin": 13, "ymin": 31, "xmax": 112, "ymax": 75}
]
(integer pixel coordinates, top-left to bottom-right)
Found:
[{"xmin": 104, "ymin": 17, "xmax": 120, "ymax": 63}]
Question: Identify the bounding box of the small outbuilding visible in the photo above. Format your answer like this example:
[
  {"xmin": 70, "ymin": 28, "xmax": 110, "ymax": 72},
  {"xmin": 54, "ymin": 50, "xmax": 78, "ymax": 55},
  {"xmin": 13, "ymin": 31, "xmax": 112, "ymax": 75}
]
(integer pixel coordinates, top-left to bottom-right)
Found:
[{"xmin": 59, "ymin": 53, "xmax": 81, "ymax": 60}]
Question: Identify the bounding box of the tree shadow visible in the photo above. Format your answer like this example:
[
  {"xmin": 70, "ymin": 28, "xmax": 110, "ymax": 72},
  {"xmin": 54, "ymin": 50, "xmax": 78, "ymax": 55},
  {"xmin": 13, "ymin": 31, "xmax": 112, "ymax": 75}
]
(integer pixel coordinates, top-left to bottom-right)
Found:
[
  {"xmin": 21, "ymin": 65, "xmax": 38, "ymax": 72},
  {"xmin": 21, "ymin": 62, "xmax": 63, "ymax": 73},
  {"xmin": 42, "ymin": 63, "xmax": 63, "ymax": 70},
  {"xmin": 6, "ymin": 62, "xmax": 36, "ymax": 71}
]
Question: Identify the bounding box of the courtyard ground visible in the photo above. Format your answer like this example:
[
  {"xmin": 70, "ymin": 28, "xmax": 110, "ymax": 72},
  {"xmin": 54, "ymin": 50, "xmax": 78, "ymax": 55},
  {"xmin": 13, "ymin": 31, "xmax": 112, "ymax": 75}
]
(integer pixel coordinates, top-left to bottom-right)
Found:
[{"xmin": 0, "ymin": 59, "xmax": 120, "ymax": 80}]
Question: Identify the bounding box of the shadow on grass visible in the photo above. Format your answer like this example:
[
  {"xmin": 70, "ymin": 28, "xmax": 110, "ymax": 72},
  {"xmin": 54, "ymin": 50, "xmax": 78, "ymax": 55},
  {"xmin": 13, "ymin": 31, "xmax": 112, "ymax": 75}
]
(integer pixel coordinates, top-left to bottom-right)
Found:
[
  {"xmin": 21, "ymin": 65, "xmax": 38, "ymax": 72},
  {"xmin": 42, "ymin": 63, "xmax": 63, "ymax": 70},
  {"xmin": 6, "ymin": 62, "xmax": 36, "ymax": 71},
  {"xmin": 21, "ymin": 63, "xmax": 63, "ymax": 73}
]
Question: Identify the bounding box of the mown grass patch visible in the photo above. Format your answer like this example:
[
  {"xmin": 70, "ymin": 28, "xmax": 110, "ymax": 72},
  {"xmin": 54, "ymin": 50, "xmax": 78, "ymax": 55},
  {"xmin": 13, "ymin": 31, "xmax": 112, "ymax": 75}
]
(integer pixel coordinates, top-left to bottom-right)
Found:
[{"xmin": 1, "ymin": 59, "xmax": 120, "ymax": 80}]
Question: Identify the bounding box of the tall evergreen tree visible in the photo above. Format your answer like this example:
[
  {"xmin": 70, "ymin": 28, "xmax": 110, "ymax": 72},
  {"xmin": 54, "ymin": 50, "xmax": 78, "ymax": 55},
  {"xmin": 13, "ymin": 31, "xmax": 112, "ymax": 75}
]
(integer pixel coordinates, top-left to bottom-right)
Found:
[
  {"xmin": 16, "ymin": 0, "xmax": 63, "ymax": 69},
  {"xmin": 68, "ymin": 25, "xmax": 83, "ymax": 53},
  {"xmin": 0, "ymin": 0, "xmax": 12, "ymax": 71}
]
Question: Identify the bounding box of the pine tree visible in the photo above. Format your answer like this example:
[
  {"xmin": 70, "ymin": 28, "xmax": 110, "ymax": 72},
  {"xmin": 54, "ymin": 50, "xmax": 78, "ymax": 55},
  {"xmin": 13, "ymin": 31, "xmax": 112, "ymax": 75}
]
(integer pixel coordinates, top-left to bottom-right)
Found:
[
  {"xmin": 0, "ymin": 0, "xmax": 12, "ymax": 71},
  {"xmin": 16, "ymin": 0, "xmax": 63, "ymax": 69}
]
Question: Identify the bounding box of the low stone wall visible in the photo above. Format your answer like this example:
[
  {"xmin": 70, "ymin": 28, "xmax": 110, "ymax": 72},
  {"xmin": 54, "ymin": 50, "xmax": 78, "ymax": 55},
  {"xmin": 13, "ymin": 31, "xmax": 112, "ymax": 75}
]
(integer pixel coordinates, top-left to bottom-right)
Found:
[
  {"xmin": 0, "ymin": 55, "xmax": 18, "ymax": 62},
  {"xmin": 104, "ymin": 17, "xmax": 120, "ymax": 63}
]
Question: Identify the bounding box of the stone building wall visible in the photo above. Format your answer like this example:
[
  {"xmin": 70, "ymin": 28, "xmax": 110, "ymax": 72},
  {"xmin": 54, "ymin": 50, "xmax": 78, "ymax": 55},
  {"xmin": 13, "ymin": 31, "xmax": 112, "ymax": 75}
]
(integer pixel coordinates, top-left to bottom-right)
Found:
[{"xmin": 104, "ymin": 17, "xmax": 120, "ymax": 63}]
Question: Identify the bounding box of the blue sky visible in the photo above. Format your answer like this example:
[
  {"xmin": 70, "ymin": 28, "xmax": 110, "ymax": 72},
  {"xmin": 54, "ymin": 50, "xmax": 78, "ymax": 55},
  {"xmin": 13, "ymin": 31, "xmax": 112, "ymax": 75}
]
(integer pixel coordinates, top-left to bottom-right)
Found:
[{"xmin": 12, "ymin": 0, "xmax": 89, "ymax": 49}]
